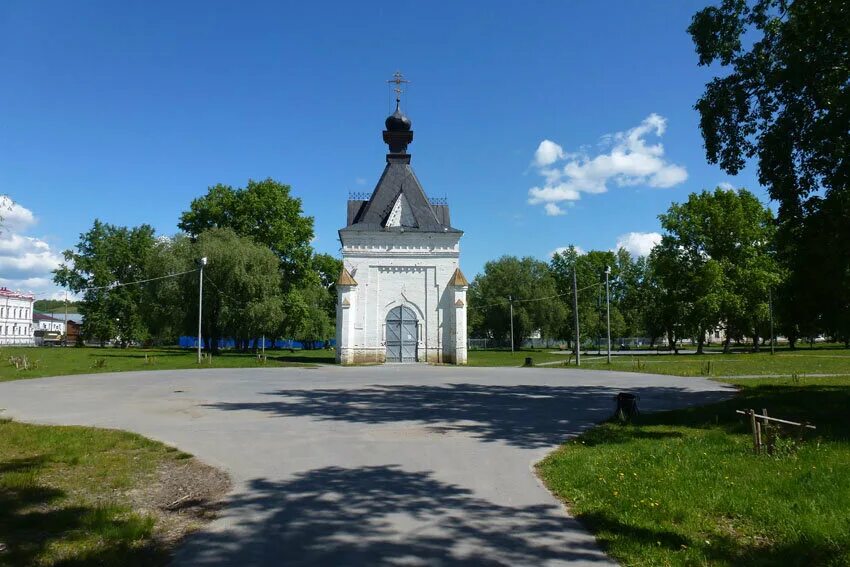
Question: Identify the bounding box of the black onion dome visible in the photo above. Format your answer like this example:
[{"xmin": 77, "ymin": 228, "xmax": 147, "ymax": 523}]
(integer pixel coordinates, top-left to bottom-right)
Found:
[{"xmin": 385, "ymin": 101, "xmax": 412, "ymax": 131}]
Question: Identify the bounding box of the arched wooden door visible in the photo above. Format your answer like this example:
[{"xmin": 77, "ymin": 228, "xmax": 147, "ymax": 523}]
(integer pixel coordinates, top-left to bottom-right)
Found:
[{"xmin": 386, "ymin": 306, "xmax": 418, "ymax": 363}]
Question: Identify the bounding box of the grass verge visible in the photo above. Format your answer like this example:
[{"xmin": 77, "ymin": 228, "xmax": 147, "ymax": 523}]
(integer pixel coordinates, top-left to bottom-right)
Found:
[
  {"xmin": 0, "ymin": 419, "xmax": 229, "ymax": 566},
  {"xmin": 466, "ymin": 349, "xmax": 578, "ymax": 367},
  {"xmin": 0, "ymin": 346, "xmax": 334, "ymax": 382},
  {"xmin": 537, "ymin": 376, "xmax": 850, "ymax": 566},
  {"xmin": 577, "ymin": 349, "xmax": 850, "ymax": 377}
]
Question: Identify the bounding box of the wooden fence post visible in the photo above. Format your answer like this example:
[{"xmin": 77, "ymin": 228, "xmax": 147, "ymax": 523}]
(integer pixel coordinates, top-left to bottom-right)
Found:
[{"xmin": 749, "ymin": 409, "xmax": 759, "ymax": 454}]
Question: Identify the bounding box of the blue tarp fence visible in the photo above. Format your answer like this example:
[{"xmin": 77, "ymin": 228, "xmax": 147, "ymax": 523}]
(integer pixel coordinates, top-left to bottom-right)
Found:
[{"xmin": 177, "ymin": 337, "xmax": 335, "ymax": 349}]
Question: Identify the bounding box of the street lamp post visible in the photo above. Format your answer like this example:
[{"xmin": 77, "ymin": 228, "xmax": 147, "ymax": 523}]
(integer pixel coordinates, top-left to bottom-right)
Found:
[
  {"xmin": 198, "ymin": 257, "xmax": 207, "ymax": 364},
  {"xmin": 572, "ymin": 268, "xmax": 580, "ymax": 366},
  {"xmin": 605, "ymin": 265, "xmax": 612, "ymax": 364},
  {"xmin": 63, "ymin": 290, "xmax": 68, "ymax": 346},
  {"xmin": 508, "ymin": 295, "xmax": 514, "ymax": 353},
  {"xmin": 769, "ymin": 288, "xmax": 775, "ymax": 355}
]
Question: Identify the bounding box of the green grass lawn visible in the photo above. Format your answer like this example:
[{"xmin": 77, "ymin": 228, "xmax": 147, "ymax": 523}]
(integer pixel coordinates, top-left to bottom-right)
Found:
[
  {"xmin": 0, "ymin": 419, "xmax": 227, "ymax": 566},
  {"xmin": 466, "ymin": 348, "xmax": 576, "ymax": 367},
  {"xmin": 466, "ymin": 346, "xmax": 850, "ymax": 376},
  {"xmin": 576, "ymin": 348, "xmax": 850, "ymax": 377},
  {"xmin": 0, "ymin": 346, "xmax": 335, "ymax": 382},
  {"xmin": 537, "ymin": 376, "xmax": 850, "ymax": 566}
]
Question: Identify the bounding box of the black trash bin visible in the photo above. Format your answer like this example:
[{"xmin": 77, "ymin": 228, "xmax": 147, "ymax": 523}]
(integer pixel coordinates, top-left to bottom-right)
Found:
[{"xmin": 614, "ymin": 392, "xmax": 639, "ymax": 422}]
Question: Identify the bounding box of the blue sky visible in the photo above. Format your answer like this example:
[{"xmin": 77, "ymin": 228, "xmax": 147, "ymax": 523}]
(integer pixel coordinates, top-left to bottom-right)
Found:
[{"xmin": 0, "ymin": 1, "xmax": 760, "ymax": 298}]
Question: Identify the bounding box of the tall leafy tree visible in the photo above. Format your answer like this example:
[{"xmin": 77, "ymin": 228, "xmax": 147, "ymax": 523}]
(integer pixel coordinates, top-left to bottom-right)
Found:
[
  {"xmin": 689, "ymin": 0, "xmax": 850, "ymax": 345},
  {"xmin": 54, "ymin": 220, "xmax": 157, "ymax": 346},
  {"xmin": 310, "ymin": 252, "xmax": 343, "ymax": 325},
  {"xmin": 188, "ymin": 228, "xmax": 284, "ymax": 352},
  {"xmin": 468, "ymin": 256, "xmax": 565, "ymax": 347},
  {"xmin": 656, "ymin": 188, "xmax": 780, "ymax": 352},
  {"xmin": 142, "ymin": 234, "xmax": 196, "ymax": 345},
  {"xmin": 178, "ymin": 178, "xmax": 315, "ymax": 285},
  {"xmin": 286, "ymin": 274, "xmax": 335, "ymax": 348},
  {"xmin": 650, "ymin": 239, "xmax": 724, "ymax": 353},
  {"xmin": 641, "ymin": 249, "xmax": 677, "ymax": 347},
  {"xmin": 550, "ymin": 247, "xmax": 630, "ymax": 349}
]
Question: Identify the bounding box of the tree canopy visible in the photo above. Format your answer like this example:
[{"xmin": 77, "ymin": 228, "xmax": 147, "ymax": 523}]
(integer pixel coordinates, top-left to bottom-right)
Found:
[
  {"xmin": 689, "ymin": 0, "xmax": 850, "ymax": 345},
  {"xmin": 178, "ymin": 178, "xmax": 315, "ymax": 285},
  {"xmin": 54, "ymin": 177, "xmax": 338, "ymax": 350},
  {"xmin": 656, "ymin": 187, "xmax": 779, "ymax": 352},
  {"xmin": 468, "ymin": 256, "xmax": 565, "ymax": 347},
  {"xmin": 689, "ymin": 0, "xmax": 849, "ymax": 215},
  {"xmin": 54, "ymin": 220, "xmax": 157, "ymax": 346}
]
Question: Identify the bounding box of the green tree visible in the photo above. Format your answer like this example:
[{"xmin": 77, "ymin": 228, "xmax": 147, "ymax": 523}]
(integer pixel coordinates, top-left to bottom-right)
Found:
[
  {"xmin": 650, "ymin": 239, "xmax": 724, "ymax": 353},
  {"xmin": 656, "ymin": 188, "xmax": 779, "ymax": 353},
  {"xmin": 310, "ymin": 252, "xmax": 343, "ymax": 325},
  {"xmin": 641, "ymin": 250, "xmax": 677, "ymax": 347},
  {"xmin": 189, "ymin": 228, "xmax": 284, "ymax": 353},
  {"xmin": 550, "ymin": 247, "xmax": 630, "ymax": 350},
  {"xmin": 468, "ymin": 256, "xmax": 565, "ymax": 347},
  {"xmin": 613, "ymin": 249, "xmax": 646, "ymax": 339},
  {"xmin": 142, "ymin": 235, "xmax": 195, "ymax": 345},
  {"xmin": 54, "ymin": 220, "xmax": 157, "ymax": 346},
  {"xmin": 287, "ymin": 275, "xmax": 335, "ymax": 348},
  {"xmin": 689, "ymin": 0, "xmax": 850, "ymax": 345},
  {"xmin": 178, "ymin": 178, "xmax": 315, "ymax": 285}
]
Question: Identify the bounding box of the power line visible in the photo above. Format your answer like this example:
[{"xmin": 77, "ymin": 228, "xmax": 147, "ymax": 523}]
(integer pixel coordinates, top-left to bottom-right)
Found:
[
  {"xmin": 78, "ymin": 268, "xmax": 200, "ymax": 293},
  {"xmin": 467, "ymin": 281, "xmax": 604, "ymax": 310},
  {"xmin": 20, "ymin": 268, "xmax": 200, "ymax": 299}
]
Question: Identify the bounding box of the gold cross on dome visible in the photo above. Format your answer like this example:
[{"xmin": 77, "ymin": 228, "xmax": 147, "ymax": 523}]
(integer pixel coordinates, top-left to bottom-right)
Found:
[{"xmin": 387, "ymin": 71, "xmax": 409, "ymax": 99}]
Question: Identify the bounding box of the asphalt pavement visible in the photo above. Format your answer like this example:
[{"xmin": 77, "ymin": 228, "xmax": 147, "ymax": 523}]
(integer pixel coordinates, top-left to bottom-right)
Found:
[{"xmin": 0, "ymin": 365, "xmax": 735, "ymax": 566}]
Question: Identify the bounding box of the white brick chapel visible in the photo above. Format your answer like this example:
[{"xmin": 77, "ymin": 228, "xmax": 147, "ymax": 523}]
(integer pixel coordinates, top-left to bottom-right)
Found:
[{"xmin": 335, "ymin": 86, "xmax": 468, "ymax": 365}]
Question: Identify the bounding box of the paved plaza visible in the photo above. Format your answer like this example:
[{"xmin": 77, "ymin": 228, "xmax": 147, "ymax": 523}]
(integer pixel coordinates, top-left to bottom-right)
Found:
[{"xmin": 0, "ymin": 365, "xmax": 735, "ymax": 566}]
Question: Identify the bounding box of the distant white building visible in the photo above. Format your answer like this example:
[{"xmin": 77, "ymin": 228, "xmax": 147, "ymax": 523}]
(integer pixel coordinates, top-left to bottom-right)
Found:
[
  {"xmin": 33, "ymin": 312, "xmax": 66, "ymax": 334},
  {"xmin": 335, "ymin": 89, "xmax": 467, "ymax": 365},
  {"xmin": 0, "ymin": 287, "xmax": 35, "ymax": 346}
]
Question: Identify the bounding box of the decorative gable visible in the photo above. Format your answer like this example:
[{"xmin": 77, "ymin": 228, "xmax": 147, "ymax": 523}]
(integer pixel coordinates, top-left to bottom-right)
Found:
[{"xmin": 385, "ymin": 193, "xmax": 418, "ymax": 228}]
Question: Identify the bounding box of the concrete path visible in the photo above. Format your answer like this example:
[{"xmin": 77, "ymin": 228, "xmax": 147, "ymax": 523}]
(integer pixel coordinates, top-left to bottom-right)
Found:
[{"xmin": 0, "ymin": 366, "xmax": 735, "ymax": 566}]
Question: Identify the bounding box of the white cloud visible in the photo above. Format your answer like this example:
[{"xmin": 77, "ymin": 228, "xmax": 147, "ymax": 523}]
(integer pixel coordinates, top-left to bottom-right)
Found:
[
  {"xmin": 0, "ymin": 234, "xmax": 63, "ymax": 279},
  {"xmin": 0, "ymin": 195, "xmax": 36, "ymax": 232},
  {"xmin": 527, "ymin": 114, "xmax": 688, "ymax": 214},
  {"xmin": 355, "ymin": 177, "xmax": 367, "ymax": 186},
  {"xmin": 533, "ymin": 140, "xmax": 565, "ymax": 167},
  {"xmin": 718, "ymin": 181, "xmax": 735, "ymax": 190},
  {"xmin": 544, "ymin": 203, "xmax": 566, "ymax": 216},
  {"xmin": 614, "ymin": 231, "xmax": 662, "ymax": 257},
  {"xmin": 0, "ymin": 197, "xmax": 64, "ymax": 297},
  {"xmin": 550, "ymin": 245, "xmax": 585, "ymax": 258}
]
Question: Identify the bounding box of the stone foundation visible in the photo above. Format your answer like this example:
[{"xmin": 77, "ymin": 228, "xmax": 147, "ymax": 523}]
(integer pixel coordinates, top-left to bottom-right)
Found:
[
  {"xmin": 337, "ymin": 346, "xmax": 468, "ymax": 365},
  {"xmin": 338, "ymin": 348, "xmax": 386, "ymax": 365}
]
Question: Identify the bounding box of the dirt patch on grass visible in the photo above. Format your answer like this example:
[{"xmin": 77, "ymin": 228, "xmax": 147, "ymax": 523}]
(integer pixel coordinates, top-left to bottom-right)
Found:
[{"xmin": 126, "ymin": 456, "xmax": 231, "ymax": 553}]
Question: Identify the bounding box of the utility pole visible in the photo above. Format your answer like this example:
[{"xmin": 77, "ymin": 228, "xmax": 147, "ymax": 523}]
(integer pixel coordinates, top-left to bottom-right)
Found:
[
  {"xmin": 572, "ymin": 268, "xmax": 580, "ymax": 366},
  {"xmin": 508, "ymin": 295, "xmax": 514, "ymax": 353},
  {"xmin": 605, "ymin": 266, "xmax": 612, "ymax": 364},
  {"xmin": 198, "ymin": 257, "xmax": 207, "ymax": 364},
  {"xmin": 64, "ymin": 290, "xmax": 68, "ymax": 347},
  {"xmin": 769, "ymin": 288, "xmax": 775, "ymax": 355}
]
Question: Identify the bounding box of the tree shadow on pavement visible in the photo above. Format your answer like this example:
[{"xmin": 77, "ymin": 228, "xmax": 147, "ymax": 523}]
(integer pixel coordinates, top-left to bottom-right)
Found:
[
  {"xmin": 203, "ymin": 383, "xmax": 734, "ymax": 449},
  {"xmin": 177, "ymin": 465, "xmax": 613, "ymax": 566}
]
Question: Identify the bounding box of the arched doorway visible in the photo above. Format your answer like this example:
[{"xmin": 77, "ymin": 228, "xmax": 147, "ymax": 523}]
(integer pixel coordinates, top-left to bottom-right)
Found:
[{"xmin": 386, "ymin": 305, "xmax": 418, "ymax": 362}]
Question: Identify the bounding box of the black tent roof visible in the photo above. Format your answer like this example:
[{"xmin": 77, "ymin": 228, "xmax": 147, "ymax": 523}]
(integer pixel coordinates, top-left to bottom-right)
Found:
[
  {"xmin": 342, "ymin": 157, "xmax": 460, "ymax": 233},
  {"xmin": 342, "ymin": 100, "xmax": 460, "ymax": 235}
]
